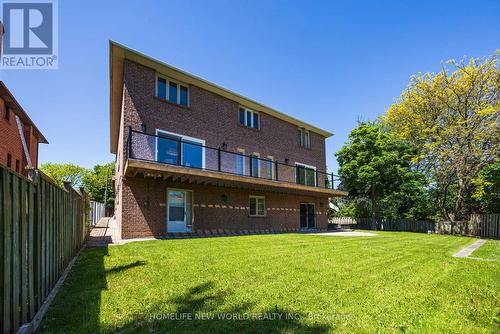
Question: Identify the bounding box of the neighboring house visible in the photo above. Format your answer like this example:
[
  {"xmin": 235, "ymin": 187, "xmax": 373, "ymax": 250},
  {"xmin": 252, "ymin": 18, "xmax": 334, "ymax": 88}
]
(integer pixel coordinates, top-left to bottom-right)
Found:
[
  {"xmin": 110, "ymin": 41, "xmax": 347, "ymax": 239},
  {"xmin": 0, "ymin": 81, "xmax": 48, "ymax": 176}
]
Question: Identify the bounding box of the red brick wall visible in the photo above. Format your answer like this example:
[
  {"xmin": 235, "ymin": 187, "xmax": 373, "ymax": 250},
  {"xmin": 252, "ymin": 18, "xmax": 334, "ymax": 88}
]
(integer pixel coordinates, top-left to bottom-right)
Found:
[
  {"xmin": 121, "ymin": 177, "xmax": 329, "ymax": 239},
  {"xmin": 115, "ymin": 59, "xmax": 332, "ymax": 238},
  {"xmin": 0, "ymin": 97, "xmax": 39, "ymax": 175},
  {"xmin": 119, "ymin": 60, "xmax": 327, "ymax": 173}
]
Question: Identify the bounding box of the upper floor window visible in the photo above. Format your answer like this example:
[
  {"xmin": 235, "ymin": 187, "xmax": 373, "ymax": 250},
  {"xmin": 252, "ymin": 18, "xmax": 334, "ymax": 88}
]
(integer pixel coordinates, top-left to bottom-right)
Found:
[
  {"xmin": 3, "ymin": 106, "xmax": 10, "ymax": 121},
  {"xmin": 239, "ymin": 107, "xmax": 259, "ymax": 129},
  {"xmin": 297, "ymin": 128, "xmax": 311, "ymax": 148},
  {"xmin": 6, "ymin": 153, "xmax": 12, "ymax": 168},
  {"xmin": 156, "ymin": 75, "xmax": 189, "ymax": 107}
]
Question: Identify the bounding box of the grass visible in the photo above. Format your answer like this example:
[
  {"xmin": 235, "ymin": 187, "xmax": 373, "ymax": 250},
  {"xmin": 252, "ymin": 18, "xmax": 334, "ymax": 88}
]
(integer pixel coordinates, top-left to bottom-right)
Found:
[
  {"xmin": 40, "ymin": 232, "xmax": 499, "ymax": 333},
  {"xmin": 471, "ymin": 240, "xmax": 500, "ymax": 260}
]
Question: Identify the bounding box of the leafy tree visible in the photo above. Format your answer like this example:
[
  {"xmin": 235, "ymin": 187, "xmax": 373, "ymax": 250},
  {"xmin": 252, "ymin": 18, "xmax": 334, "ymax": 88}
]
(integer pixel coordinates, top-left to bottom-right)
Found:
[
  {"xmin": 385, "ymin": 52, "xmax": 500, "ymax": 222},
  {"xmin": 335, "ymin": 122, "xmax": 431, "ymax": 220},
  {"xmin": 39, "ymin": 162, "xmax": 115, "ymax": 212},
  {"xmin": 473, "ymin": 159, "xmax": 500, "ymax": 213},
  {"xmin": 39, "ymin": 163, "xmax": 88, "ymax": 188},
  {"xmin": 82, "ymin": 162, "xmax": 115, "ymax": 211}
]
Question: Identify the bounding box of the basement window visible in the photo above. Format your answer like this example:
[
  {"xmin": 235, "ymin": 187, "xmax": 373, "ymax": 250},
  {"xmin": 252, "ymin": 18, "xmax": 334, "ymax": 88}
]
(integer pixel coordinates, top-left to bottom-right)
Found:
[{"xmin": 249, "ymin": 196, "xmax": 266, "ymax": 216}]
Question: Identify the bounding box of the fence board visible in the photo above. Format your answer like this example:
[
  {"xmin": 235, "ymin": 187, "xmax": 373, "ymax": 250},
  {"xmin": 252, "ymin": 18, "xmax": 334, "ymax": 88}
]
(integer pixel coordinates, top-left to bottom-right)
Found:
[
  {"xmin": 12, "ymin": 176, "xmax": 20, "ymax": 334},
  {"xmin": 2, "ymin": 169, "xmax": 12, "ymax": 334},
  {"xmin": 28, "ymin": 183, "xmax": 35, "ymax": 320}
]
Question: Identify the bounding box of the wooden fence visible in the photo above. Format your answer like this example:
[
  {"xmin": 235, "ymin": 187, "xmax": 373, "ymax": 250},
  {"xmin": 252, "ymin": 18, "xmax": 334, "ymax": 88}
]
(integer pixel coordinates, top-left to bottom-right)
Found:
[
  {"xmin": 1, "ymin": 166, "xmax": 89, "ymax": 334},
  {"xmin": 330, "ymin": 214, "xmax": 500, "ymax": 239}
]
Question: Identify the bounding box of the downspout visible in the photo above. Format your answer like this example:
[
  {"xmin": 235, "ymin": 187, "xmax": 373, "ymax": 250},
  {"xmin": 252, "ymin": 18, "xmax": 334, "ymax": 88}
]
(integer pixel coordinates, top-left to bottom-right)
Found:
[{"xmin": 15, "ymin": 115, "xmax": 37, "ymax": 180}]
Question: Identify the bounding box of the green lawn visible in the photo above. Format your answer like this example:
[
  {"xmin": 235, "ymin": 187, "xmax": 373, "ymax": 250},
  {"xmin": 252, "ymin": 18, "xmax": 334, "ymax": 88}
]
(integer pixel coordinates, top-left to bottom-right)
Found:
[
  {"xmin": 40, "ymin": 232, "xmax": 499, "ymax": 333},
  {"xmin": 472, "ymin": 240, "xmax": 500, "ymax": 260}
]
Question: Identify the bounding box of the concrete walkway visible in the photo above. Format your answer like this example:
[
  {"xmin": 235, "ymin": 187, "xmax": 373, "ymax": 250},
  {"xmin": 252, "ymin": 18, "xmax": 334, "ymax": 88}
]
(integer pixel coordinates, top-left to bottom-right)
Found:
[
  {"xmin": 87, "ymin": 217, "xmax": 121, "ymax": 247},
  {"xmin": 453, "ymin": 239, "xmax": 486, "ymax": 258}
]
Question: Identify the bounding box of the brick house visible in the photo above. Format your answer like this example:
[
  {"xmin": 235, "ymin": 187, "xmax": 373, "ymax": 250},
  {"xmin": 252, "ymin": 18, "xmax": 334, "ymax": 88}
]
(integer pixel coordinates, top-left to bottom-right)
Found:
[
  {"xmin": 0, "ymin": 81, "xmax": 48, "ymax": 176},
  {"xmin": 110, "ymin": 41, "xmax": 346, "ymax": 239}
]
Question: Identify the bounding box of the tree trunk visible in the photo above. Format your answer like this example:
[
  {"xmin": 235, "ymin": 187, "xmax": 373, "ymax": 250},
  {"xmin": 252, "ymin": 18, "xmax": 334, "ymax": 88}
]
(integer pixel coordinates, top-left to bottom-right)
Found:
[{"xmin": 371, "ymin": 185, "xmax": 378, "ymax": 230}]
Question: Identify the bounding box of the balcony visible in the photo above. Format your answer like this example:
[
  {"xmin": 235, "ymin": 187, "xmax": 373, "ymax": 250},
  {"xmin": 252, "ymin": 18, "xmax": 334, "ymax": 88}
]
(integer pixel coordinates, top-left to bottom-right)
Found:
[{"xmin": 124, "ymin": 129, "xmax": 347, "ymax": 197}]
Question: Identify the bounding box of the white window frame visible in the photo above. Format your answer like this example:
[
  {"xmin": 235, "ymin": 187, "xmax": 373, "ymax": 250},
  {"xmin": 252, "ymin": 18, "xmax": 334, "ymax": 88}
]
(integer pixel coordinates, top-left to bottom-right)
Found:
[
  {"xmin": 156, "ymin": 74, "xmax": 189, "ymax": 106},
  {"xmin": 266, "ymin": 156, "xmax": 274, "ymax": 180},
  {"xmin": 236, "ymin": 148, "xmax": 245, "ymax": 175},
  {"xmin": 251, "ymin": 152, "xmax": 260, "ymax": 177},
  {"xmin": 297, "ymin": 128, "xmax": 303, "ymax": 146},
  {"xmin": 155, "ymin": 129, "xmax": 205, "ymax": 168},
  {"xmin": 249, "ymin": 195, "xmax": 266, "ymax": 217},
  {"xmin": 297, "ymin": 128, "xmax": 311, "ymax": 148},
  {"xmin": 239, "ymin": 106, "xmax": 260, "ymax": 129},
  {"xmin": 295, "ymin": 162, "xmax": 317, "ymax": 186},
  {"xmin": 303, "ymin": 130, "xmax": 310, "ymax": 148}
]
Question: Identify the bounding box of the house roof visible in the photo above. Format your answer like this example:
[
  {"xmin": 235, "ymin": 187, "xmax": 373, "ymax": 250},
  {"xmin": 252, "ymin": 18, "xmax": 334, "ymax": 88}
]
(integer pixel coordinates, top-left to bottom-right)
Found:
[
  {"xmin": 109, "ymin": 40, "xmax": 333, "ymax": 154},
  {"xmin": 0, "ymin": 81, "xmax": 48, "ymax": 144}
]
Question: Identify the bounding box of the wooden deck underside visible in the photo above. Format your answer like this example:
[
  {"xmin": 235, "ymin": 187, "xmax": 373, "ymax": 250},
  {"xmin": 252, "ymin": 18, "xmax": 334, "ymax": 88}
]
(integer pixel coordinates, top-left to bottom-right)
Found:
[{"xmin": 125, "ymin": 159, "xmax": 348, "ymax": 197}]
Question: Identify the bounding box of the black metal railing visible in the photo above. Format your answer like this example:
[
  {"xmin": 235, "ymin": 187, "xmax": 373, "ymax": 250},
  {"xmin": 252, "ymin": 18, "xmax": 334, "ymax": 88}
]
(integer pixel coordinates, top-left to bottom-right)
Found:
[{"xmin": 126, "ymin": 128, "xmax": 340, "ymax": 190}]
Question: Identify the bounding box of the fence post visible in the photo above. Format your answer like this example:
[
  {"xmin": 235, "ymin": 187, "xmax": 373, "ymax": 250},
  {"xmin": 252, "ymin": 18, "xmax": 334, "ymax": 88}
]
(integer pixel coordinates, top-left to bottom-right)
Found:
[
  {"xmin": 79, "ymin": 187, "xmax": 89, "ymax": 240},
  {"xmin": 331, "ymin": 172, "xmax": 334, "ymax": 189},
  {"xmin": 275, "ymin": 160, "xmax": 279, "ymax": 181}
]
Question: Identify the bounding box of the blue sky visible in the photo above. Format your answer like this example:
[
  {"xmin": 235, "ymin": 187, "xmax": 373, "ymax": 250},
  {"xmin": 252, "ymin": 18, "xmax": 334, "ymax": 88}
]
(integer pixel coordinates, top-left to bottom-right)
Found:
[{"xmin": 1, "ymin": 0, "xmax": 499, "ymax": 172}]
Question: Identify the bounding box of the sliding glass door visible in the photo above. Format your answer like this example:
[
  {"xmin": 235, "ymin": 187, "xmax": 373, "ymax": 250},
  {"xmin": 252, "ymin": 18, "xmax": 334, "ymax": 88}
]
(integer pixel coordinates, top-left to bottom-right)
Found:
[
  {"xmin": 156, "ymin": 130, "xmax": 204, "ymax": 169},
  {"xmin": 296, "ymin": 164, "xmax": 316, "ymax": 186},
  {"xmin": 300, "ymin": 203, "xmax": 316, "ymax": 229}
]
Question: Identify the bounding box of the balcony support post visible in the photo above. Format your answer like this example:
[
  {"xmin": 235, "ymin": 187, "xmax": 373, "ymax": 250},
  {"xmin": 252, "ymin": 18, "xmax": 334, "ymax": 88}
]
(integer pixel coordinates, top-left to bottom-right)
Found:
[
  {"xmin": 249, "ymin": 155, "xmax": 253, "ymax": 177},
  {"xmin": 127, "ymin": 126, "xmax": 132, "ymax": 159},
  {"xmin": 177, "ymin": 141, "xmax": 182, "ymax": 166},
  {"xmin": 275, "ymin": 160, "xmax": 279, "ymax": 181},
  {"xmin": 331, "ymin": 172, "xmax": 334, "ymax": 189},
  {"xmin": 217, "ymin": 147, "xmax": 221, "ymax": 172}
]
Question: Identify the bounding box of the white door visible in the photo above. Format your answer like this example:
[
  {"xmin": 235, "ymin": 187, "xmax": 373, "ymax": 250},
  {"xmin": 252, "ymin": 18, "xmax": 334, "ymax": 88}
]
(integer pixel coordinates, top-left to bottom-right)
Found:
[{"xmin": 167, "ymin": 190, "xmax": 192, "ymax": 233}]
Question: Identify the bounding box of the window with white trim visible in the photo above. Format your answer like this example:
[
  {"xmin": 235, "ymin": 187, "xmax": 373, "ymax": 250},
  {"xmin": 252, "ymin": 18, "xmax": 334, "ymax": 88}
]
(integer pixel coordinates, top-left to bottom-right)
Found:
[
  {"xmin": 156, "ymin": 75, "xmax": 189, "ymax": 106},
  {"xmin": 297, "ymin": 128, "xmax": 311, "ymax": 148},
  {"xmin": 249, "ymin": 196, "xmax": 266, "ymax": 216},
  {"xmin": 239, "ymin": 107, "xmax": 259, "ymax": 129}
]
